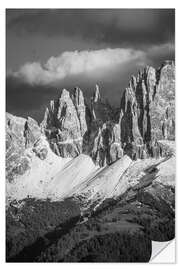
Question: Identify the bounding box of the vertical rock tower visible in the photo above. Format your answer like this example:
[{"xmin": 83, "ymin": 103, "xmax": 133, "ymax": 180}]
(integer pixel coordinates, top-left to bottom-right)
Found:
[{"xmin": 41, "ymin": 61, "xmax": 175, "ymax": 165}]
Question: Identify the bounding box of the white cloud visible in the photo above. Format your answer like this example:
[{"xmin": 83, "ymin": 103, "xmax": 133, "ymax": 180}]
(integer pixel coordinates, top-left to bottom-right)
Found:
[{"xmin": 11, "ymin": 48, "xmax": 146, "ymax": 85}]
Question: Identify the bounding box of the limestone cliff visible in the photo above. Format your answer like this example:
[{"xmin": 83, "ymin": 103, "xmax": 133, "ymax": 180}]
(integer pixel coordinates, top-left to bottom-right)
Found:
[
  {"xmin": 7, "ymin": 61, "xmax": 175, "ymax": 170},
  {"xmin": 41, "ymin": 88, "xmax": 85, "ymax": 157},
  {"xmin": 6, "ymin": 113, "xmax": 41, "ymax": 182},
  {"xmin": 41, "ymin": 61, "xmax": 175, "ymax": 165},
  {"xmin": 119, "ymin": 61, "xmax": 175, "ymax": 159}
]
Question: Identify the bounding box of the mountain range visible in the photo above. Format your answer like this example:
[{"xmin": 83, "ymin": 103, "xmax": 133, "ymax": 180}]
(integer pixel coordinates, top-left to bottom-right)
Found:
[{"xmin": 6, "ymin": 60, "xmax": 175, "ymax": 262}]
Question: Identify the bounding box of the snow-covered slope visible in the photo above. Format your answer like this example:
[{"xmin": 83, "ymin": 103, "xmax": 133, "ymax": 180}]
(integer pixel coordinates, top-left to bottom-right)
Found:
[
  {"xmin": 71, "ymin": 155, "xmax": 132, "ymax": 204},
  {"xmin": 47, "ymin": 154, "xmax": 98, "ymax": 200},
  {"xmin": 6, "ymin": 135, "xmax": 98, "ymax": 202},
  {"xmin": 155, "ymin": 156, "xmax": 175, "ymax": 187},
  {"xmin": 7, "ymin": 133, "xmax": 175, "ymax": 211},
  {"xmin": 154, "ymin": 140, "xmax": 175, "ymax": 186},
  {"xmin": 6, "ymin": 139, "xmax": 133, "ymax": 204},
  {"xmin": 6, "ymin": 136, "xmax": 71, "ymax": 201}
]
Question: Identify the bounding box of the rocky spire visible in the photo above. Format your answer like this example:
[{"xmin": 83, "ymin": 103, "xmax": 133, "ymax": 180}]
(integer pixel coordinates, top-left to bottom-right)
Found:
[
  {"xmin": 6, "ymin": 113, "xmax": 41, "ymax": 181},
  {"xmin": 59, "ymin": 88, "xmax": 70, "ymax": 99},
  {"xmin": 41, "ymin": 88, "xmax": 87, "ymax": 158},
  {"xmin": 72, "ymin": 87, "xmax": 87, "ymax": 136},
  {"xmin": 119, "ymin": 61, "xmax": 175, "ymax": 159},
  {"xmin": 90, "ymin": 84, "xmax": 114, "ymax": 122},
  {"xmin": 151, "ymin": 61, "xmax": 175, "ymax": 140},
  {"xmin": 53, "ymin": 88, "xmax": 82, "ymax": 140},
  {"xmin": 93, "ymin": 84, "xmax": 101, "ymax": 103},
  {"xmin": 40, "ymin": 61, "xmax": 175, "ymax": 164}
]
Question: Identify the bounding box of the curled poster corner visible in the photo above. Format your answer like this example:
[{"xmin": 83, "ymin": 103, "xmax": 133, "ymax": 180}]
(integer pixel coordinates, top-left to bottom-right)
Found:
[{"xmin": 150, "ymin": 240, "xmax": 175, "ymax": 263}]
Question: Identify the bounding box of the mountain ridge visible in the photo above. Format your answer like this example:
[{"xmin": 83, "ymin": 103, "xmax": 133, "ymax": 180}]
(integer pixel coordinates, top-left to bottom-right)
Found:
[
  {"xmin": 6, "ymin": 60, "xmax": 175, "ymax": 205},
  {"xmin": 40, "ymin": 60, "xmax": 175, "ymax": 166},
  {"xmin": 6, "ymin": 61, "xmax": 176, "ymax": 262}
]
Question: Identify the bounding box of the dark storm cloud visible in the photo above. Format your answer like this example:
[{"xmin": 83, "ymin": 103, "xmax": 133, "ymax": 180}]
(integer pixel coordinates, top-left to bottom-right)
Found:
[
  {"xmin": 6, "ymin": 9, "xmax": 175, "ymax": 48},
  {"xmin": 6, "ymin": 77, "xmax": 59, "ymax": 122},
  {"xmin": 6, "ymin": 51, "xmax": 145, "ymax": 122},
  {"xmin": 7, "ymin": 44, "xmax": 172, "ymax": 123},
  {"xmin": 6, "ymin": 9, "xmax": 175, "ymax": 121},
  {"xmin": 6, "ymin": 72, "xmax": 130, "ymax": 123}
]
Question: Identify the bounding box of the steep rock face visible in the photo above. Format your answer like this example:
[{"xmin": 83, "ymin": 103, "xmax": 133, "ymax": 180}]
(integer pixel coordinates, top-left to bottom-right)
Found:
[
  {"xmin": 72, "ymin": 87, "xmax": 88, "ymax": 136},
  {"xmin": 50, "ymin": 89, "xmax": 81, "ymax": 139},
  {"xmin": 41, "ymin": 88, "xmax": 87, "ymax": 157},
  {"xmin": 83, "ymin": 121, "xmax": 123, "ymax": 166},
  {"xmin": 41, "ymin": 85, "xmax": 118, "ymax": 165},
  {"xmin": 8, "ymin": 60, "xmax": 173, "ymax": 169},
  {"xmin": 82, "ymin": 85, "xmax": 122, "ymax": 166},
  {"xmin": 90, "ymin": 84, "xmax": 114, "ymax": 122},
  {"xmin": 151, "ymin": 61, "xmax": 175, "ymax": 140},
  {"xmin": 40, "ymin": 61, "xmax": 175, "ymax": 165},
  {"xmin": 6, "ymin": 113, "xmax": 41, "ymax": 182},
  {"xmin": 119, "ymin": 61, "xmax": 175, "ymax": 159},
  {"xmin": 120, "ymin": 85, "xmax": 142, "ymax": 144}
]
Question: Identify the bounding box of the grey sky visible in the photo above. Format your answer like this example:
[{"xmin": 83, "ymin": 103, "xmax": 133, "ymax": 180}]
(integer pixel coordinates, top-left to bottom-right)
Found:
[{"xmin": 6, "ymin": 9, "xmax": 175, "ymax": 121}]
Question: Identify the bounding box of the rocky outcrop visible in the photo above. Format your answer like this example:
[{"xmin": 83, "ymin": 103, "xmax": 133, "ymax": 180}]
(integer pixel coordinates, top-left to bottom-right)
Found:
[
  {"xmin": 41, "ymin": 88, "xmax": 86, "ymax": 158},
  {"xmin": 6, "ymin": 113, "xmax": 41, "ymax": 148},
  {"xmin": 6, "ymin": 61, "xmax": 175, "ymax": 263},
  {"xmin": 72, "ymin": 87, "xmax": 88, "ymax": 136},
  {"xmin": 7, "ymin": 61, "xmax": 174, "ymax": 168},
  {"xmin": 151, "ymin": 61, "xmax": 175, "ymax": 140},
  {"xmin": 82, "ymin": 85, "xmax": 122, "ymax": 165},
  {"xmin": 40, "ymin": 61, "xmax": 175, "ymax": 165},
  {"xmin": 86, "ymin": 61, "xmax": 175, "ymax": 164},
  {"xmin": 32, "ymin": 139, "xmax": 48, "ymax": 160},
  {"xmin": 41, "ymin": 85, "xmax": 116, "ymax": 163},
  {"xmin": 119, "ymin": 61, "xmax": 175, "ymax": 159},
  {"xmin": 83, "ymin": 121, "xmax": 123, "ymax": 166},
  {"xmin": 90, "ymin": 84, "xmax": 114, "ymax": 122},
  {"xmin": 6, "ymin": 113, "xmax": 41, "ymax": 182}
]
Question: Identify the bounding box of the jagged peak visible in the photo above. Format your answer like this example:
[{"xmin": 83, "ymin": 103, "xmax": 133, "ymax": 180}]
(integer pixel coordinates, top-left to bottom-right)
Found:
[
  {"xmin": 145, "ymin": 65, "xmax": 156, "ymax": 73},
  {"xmin": 50, "ymin": 100, "xmax": 55, "ymax": 112},
  {"xmin": 93, "ymin": 84, "xmax": 101, "ymax": 102},
  {"xmin": 59, "ymin": 88, "xmax": 70, "ymax": 99},
  {"xmin": 137, "ymin": 66, "xmax": 155, "ymax": 82},
  {"xmin": 128, "ymin": 75, "xmax": 137, "ymax": 90},
  {"xmin": 44, "ymin": 106, "xmax": 49, "ymax": 115},
  {"xmin": 73, "ymin": 86, "xmax": 83, "ymax": 98},
  {"xmin": 72, "ymin": 87, "xmax": 85, "ymax": 108},
  {"xmin": 74, "ymin": 86, "xmax": 82, "ymax": 93}
]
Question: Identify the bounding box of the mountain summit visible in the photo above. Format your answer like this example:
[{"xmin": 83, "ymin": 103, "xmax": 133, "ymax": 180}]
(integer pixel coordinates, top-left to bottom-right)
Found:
[
  {"xmin": 40, "ymin": 61, "xmax": 175, "ymax": 166},
  {"xmin": 6, "ymin": 62, "xmax": 175, "ymax": 262},
  {"xmin": 6, "ymin": 61, "xmax": 175, "ymax": 201}
]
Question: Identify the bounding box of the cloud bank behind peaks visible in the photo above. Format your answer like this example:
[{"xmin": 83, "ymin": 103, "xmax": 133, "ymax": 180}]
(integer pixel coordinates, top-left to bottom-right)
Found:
[{"xmin": 11, "ymin": 48, "xmax": 145, "ymax": 85}]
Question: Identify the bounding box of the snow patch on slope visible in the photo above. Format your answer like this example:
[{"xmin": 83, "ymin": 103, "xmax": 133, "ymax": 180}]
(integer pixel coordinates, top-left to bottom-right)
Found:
[
  {"xmin": 47, "ymin": 154, "xmax": 98, "ymax": 200},
  {"xmin": 6, "ymin": 136, "xmax": 71, "ymax": 201},
  {"xmin": 7, "ymin": 136, "xmax": 175, "ymax": 209},
  {"xmin": 6, "ymin": 135, "xmax": 99, "ymax": 202},
  {"xmin": 72, "ymin": 155, "xmax": 132, "ymax": 205},
  {"xmin": 155, "ymin": 156, "xmax": 175, "ymax": 187}
]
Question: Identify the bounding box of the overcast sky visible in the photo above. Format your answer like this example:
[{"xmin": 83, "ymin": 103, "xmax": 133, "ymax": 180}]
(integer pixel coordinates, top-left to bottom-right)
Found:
[{"xmin": 6, "ymin": 9, "xmax": 175, "ymax": 122}]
